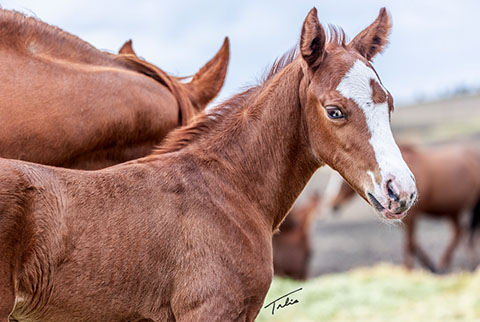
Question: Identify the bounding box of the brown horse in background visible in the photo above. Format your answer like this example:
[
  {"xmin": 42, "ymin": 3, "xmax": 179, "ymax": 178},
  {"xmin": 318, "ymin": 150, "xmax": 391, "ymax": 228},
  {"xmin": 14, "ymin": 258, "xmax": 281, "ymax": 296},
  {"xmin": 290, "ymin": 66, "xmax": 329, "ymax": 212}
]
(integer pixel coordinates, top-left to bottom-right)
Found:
[
  {"xmin": 329, "ymin": 144, "xmax": 480, "ymax": 272},
  {"xmin": 0, "ymin": 9, "xmax": 229, "ymax": 170},
  {"xmin": 0, "ymin": 8, "xmax": 417, "ymax": 321},
  {"xmin": 273, "ymin": 194, "xmax": 320, "ymax": 280}
]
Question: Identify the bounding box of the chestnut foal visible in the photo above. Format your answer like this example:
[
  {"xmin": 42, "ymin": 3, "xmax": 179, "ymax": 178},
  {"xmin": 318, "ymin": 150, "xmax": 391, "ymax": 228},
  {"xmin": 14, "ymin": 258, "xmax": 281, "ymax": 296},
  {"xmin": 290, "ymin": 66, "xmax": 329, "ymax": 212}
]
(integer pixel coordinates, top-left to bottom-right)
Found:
[
  {"xmin": 1, "ymin": 8, "xmax": 416, "ymax": 321},
  {"xmin": 328, "ymin": 144, "xmax": 480, "ymax": 272},
  {"xmin": 0, "ymin": 9, "xmax": 229, "ymax": 170}
]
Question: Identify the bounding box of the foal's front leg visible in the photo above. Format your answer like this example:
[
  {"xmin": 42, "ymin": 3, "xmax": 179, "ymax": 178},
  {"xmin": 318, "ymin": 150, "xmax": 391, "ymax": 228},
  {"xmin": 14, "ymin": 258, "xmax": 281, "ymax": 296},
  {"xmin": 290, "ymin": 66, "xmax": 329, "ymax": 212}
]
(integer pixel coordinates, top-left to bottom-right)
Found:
[
  {"xmin": 171, "ymin": 276, "xmax": 268, "ymax": 322},
  {"xmin": 0, "ymin": 271, "xmax": 15, "ymax": 322},
  {"xmin": 0, "ymin": 244, "xmax": 17, "ymax": 322},
  {"xmin": 0, "ymin": 208, "xmax": 26, "ymax": 322},
  {"xmin": 172, "ymin": 294, "xmax": 262, "ymax": 322}
]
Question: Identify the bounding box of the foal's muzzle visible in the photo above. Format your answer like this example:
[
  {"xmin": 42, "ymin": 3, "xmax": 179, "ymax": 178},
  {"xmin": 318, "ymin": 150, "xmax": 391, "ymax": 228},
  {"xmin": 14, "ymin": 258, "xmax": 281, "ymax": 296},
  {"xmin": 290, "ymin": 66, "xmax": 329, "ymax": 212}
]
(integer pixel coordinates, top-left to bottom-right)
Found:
[{"xmin": 368, "ymin": 174, "xmax": 417, "ymax": 220}]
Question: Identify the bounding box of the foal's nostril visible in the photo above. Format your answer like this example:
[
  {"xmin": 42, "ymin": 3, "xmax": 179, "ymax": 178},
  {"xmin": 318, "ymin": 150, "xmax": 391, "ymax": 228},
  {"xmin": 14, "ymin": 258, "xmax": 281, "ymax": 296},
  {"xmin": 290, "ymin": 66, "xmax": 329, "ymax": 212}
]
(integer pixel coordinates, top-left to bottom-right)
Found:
[
  {"xmin": 386, "ymin": 180, "xmax": 399, "ymax": 202},
  {"xmin": 395, "ymin": 200, "xmax": 408, "ymax": 214},
  {"xmin": 410, "ymin": 192, "xmax": 416, "ymax": 201}
]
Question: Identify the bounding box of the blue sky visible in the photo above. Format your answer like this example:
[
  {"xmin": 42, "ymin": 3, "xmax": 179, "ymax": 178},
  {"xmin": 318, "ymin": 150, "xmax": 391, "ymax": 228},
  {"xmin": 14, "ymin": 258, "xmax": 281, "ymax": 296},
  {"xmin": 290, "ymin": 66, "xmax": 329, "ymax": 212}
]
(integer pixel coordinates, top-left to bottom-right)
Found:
[{"xmin": 2, "ymin": 0, "xmax": 480, "ymax": 106}]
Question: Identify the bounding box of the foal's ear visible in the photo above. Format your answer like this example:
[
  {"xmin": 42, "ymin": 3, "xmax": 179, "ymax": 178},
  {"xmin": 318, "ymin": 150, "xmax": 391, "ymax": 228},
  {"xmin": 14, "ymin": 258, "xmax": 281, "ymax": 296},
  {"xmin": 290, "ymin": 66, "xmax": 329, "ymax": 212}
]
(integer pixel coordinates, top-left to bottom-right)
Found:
[
  {"xmin": 349, "ymin": 7, "xmax": 392, "ymax": 61},
  {"xmin": 119, "ymin": 39, "xmax": 138, "ymax": 56},
  {"xmin": 300, "ymin": 8, "xmax": 326, "ymax": 69}
]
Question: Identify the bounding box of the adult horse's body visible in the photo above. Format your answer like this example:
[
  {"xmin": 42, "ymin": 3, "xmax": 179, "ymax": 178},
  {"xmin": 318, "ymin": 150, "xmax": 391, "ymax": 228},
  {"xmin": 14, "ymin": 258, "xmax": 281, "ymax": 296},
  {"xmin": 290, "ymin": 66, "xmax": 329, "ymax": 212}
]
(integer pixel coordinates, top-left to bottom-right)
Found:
[
  {"xmin": 329, "ymin": 144, "xmax": 480, "ymax": 272},
  {"xmin": 273, "ymin": 194, "xmax": 320, "ymax": 280},
  {"xmin": 0, "ymin": 8, "xmax": 416, "ymax": 321},
  {"xmin": 0, "ymin": 10, "xmax": 229, "ymax": 169}
]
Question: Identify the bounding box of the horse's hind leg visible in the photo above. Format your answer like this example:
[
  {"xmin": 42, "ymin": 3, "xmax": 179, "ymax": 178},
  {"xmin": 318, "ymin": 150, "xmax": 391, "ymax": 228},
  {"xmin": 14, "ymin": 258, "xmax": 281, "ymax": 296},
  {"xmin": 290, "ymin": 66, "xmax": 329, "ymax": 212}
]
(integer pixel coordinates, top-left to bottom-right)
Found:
[
  {"xmin": 438, "ymin": 215, "xmax": 461, "ymax": 272},
  {"xmin": 467, "ymin": 199, "xmax": 480, "ymax": 269}
]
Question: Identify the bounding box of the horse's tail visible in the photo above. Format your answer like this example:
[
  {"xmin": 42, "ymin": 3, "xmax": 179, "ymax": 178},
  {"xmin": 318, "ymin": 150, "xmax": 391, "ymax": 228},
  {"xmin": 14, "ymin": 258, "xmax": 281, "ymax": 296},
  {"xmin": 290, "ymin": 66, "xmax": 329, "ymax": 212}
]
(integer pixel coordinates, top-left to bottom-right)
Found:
[{"xmin": 468, "ymin": 198, "xmax": 480, "ymax": 246}]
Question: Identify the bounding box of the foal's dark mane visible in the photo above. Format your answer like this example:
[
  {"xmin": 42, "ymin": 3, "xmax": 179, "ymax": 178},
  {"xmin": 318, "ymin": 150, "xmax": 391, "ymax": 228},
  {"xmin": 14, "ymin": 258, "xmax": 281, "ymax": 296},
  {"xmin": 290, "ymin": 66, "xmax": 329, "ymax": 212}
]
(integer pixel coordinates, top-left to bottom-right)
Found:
[{"xmin": 153, "ymin": 26, "xmax": 346, "ymax": 156}]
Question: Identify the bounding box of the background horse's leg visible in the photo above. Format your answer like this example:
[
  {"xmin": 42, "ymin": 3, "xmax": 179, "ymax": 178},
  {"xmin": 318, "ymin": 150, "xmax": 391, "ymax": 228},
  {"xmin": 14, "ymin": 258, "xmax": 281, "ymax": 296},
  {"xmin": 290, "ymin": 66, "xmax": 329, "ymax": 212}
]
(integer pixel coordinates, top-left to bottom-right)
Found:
[
  {"xmin": 438, "ymin": 215, "xmax": 461, "ymax": 272},
  {"xmin": 413, "ymin": 245, "xmax": 438, "ymax": 273},
  {"xmin": 403, "ymin": 214, "xmax": 437, "ymax": 272},
  {"xmin": 467, "ymin": 199, "xmax": 480, "ymax": 269},
  {"xmin": 413, "ymin": 241, "xmax": 438, "ymax": 273},
  {"xmin": 403, "ymin": 216, "xmax": 415, "ymax": 270}
]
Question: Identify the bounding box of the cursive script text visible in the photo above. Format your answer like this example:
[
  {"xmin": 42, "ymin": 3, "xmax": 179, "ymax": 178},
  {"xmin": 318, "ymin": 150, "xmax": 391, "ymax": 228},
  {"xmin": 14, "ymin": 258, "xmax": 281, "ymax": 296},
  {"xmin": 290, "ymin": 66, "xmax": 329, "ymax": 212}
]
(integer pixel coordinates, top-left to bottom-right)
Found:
[{"xmin": 263, "ymin": 288, "xmax": 302, "ymax": 315}]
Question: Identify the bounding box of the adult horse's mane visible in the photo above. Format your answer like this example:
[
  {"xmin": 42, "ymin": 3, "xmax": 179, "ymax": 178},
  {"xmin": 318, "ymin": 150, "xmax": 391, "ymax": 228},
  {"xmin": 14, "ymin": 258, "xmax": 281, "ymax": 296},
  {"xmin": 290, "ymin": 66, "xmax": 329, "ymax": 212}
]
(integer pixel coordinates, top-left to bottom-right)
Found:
[
  {"xmin": 153, "ymin": 26, "xmax": 347, "ymax": 155},
  {"xmin": 0, "ymin": 9, "xmax": 196, "ymax": 124},
  {"xmin": 117, "ymin": 54, "xmax": 196, "ymax": 125}
]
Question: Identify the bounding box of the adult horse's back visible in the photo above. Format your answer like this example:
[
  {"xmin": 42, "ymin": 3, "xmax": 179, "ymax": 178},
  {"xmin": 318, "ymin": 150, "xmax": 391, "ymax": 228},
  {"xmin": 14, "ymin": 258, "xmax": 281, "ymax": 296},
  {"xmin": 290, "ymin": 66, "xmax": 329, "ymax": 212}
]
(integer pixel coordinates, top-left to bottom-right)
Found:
[{"xmin": 0, "ymin": 9, "xmax": 229, "ymax": 169}]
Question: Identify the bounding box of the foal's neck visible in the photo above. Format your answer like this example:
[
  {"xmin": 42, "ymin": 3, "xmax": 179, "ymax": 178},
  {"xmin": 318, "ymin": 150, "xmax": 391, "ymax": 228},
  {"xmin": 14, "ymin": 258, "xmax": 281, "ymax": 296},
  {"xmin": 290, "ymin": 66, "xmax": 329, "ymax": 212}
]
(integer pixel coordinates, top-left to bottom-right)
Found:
[{"xmin": 195, "ymin": 60, "xmax": 319, "ymax": 230}]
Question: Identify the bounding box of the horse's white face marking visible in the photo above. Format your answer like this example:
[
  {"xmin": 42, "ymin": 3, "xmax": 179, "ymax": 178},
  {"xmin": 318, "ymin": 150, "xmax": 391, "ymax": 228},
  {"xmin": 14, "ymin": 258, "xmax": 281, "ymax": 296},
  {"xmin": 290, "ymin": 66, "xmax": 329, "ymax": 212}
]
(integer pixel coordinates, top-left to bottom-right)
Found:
[{"xmin": 336, "ymin": 59, "xmax": 416, "ymax": 214}]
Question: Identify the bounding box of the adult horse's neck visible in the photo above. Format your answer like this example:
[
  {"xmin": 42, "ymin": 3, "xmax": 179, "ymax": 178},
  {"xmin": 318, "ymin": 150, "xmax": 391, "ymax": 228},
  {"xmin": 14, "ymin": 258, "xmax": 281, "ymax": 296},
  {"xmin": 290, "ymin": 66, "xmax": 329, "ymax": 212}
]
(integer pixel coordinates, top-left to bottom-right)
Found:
[{"xmin": 171, "ymin": 59, "xmax": 320, "ymax": 230}]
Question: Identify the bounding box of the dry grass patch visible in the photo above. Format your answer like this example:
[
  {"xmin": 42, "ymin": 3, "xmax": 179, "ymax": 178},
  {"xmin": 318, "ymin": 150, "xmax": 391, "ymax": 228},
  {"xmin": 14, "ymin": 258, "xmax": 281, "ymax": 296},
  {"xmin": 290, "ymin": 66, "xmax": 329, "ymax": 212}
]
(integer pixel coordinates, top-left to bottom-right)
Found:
[{"xmin": 257, "ymin": 264, "xmax": 480, "ymax": 322}]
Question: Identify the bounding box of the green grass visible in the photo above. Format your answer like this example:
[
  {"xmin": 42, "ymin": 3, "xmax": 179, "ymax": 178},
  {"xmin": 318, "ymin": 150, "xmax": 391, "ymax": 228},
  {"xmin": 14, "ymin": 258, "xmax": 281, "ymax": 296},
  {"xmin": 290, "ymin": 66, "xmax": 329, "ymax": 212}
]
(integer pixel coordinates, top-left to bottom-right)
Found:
[{"xmin": 256, "ymin": 264, "xmax": 480, "ymax": 322}]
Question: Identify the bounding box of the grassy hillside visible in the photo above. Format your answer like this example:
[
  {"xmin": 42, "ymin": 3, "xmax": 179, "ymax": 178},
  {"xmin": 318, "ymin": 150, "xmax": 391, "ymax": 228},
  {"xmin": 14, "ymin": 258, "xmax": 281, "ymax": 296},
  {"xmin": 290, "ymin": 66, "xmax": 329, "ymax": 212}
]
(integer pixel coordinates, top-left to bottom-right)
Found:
[
  {"xmin": 392, "ymin": 93, "xmax": 480, "ymax": 145},
  {"xmin": 257, "ymin": 264, "xmax": 480, "ymax": 322}
]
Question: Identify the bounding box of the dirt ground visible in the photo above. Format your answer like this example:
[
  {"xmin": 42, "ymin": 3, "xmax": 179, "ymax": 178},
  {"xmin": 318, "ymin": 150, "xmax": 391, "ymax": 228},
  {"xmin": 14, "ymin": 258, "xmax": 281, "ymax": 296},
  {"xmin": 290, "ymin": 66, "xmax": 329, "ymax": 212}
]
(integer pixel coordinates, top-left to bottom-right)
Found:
[{"xmin": 297, "ymin": 93, "xmax": 480, "ymax": 276}]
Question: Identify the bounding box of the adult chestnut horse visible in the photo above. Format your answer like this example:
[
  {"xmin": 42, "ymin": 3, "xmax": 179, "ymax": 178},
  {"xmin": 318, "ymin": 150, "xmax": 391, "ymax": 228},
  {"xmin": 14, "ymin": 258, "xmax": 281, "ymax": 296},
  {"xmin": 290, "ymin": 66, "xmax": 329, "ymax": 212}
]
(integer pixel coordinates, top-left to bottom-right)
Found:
[
  {"xmin": 0, "ymin": 9, "xmax": 229, "ymax": 169},
  {"xmin": 273, "ymin": 194, "xmax": 320, "ymax": 280},
  {"xmin": 1, "ymin": 8, "xmax": 416, "ymax": 321},
  {"xmin": 328, "ymin": 144, "xmax": 480, "ymax": 272}
]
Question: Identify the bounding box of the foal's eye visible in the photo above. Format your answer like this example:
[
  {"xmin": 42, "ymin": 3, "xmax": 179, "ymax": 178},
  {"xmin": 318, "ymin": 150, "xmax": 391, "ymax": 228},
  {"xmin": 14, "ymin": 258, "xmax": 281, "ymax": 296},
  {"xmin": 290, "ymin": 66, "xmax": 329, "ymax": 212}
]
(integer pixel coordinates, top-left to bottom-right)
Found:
[{"xmin": 325, "ymin": 106, "xmax": 346, "ymax": 120}]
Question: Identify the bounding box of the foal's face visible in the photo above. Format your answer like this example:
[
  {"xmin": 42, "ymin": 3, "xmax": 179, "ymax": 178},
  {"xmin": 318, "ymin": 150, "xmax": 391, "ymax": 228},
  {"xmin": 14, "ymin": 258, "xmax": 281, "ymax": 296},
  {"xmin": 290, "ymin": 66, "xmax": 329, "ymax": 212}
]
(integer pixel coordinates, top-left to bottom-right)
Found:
[{"xmin": 300, "ymin": 8, "xmax": 417, "ymax": 220}]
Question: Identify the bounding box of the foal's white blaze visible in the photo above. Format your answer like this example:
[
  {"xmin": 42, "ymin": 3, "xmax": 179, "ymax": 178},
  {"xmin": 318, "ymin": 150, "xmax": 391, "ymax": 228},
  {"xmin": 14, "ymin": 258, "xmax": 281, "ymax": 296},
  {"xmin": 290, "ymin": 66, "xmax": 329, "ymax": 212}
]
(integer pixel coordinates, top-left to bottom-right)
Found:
[{"xmin": 336, "ymin": 60, "xmax": 415, "ymax": 211}]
